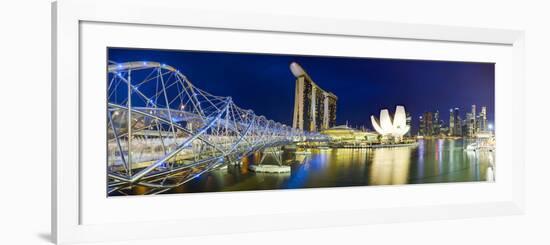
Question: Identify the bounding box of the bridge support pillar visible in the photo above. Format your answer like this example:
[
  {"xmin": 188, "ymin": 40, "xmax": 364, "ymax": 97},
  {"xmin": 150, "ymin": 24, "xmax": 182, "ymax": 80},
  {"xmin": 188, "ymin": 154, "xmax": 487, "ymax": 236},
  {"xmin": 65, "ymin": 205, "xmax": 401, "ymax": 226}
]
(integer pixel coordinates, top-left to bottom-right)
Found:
[
  {"xmin": 248, "ymin": 164, "xmax": 290, "ymax": 173},
  {"xmin": 259, "ymin": 147, "xmax": 284, "ymax": 166},
  {"xmin": 248, "ymin": 147, "xmax": 291, "ymax": 173}
]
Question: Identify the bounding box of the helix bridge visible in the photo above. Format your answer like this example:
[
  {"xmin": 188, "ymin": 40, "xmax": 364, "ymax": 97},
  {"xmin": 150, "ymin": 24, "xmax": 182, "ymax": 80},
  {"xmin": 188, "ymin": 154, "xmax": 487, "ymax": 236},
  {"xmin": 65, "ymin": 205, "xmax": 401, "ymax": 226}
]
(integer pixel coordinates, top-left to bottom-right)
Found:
[{"xmin": 107, "ymin": 61, "xmax": 313, "ymax": 195}]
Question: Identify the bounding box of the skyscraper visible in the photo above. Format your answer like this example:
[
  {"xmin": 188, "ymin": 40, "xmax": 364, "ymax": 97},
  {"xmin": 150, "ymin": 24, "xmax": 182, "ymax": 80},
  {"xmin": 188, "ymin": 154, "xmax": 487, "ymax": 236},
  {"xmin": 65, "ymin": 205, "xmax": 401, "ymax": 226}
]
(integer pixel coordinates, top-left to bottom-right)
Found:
[
  {"xmin": 471, "ymin": 105, "xmax": 477, "ymax": 133},
  {"xmin": 466, "ymin": 112, "xmax": 475, "ymax": 137},
  {"xmin": 291, "ymin": 62, "xmax": 338, "ymax": 132},
  {"xmin": 419, "ymin": 115, "xmax": 425, "ymax": 136},
  {"xmin": 433, "ymin": 110, "xmax": 441, "ymax": 135},
  {"xmin": 480, "ymin": 106, "xmax": 488, "ymax": 131},
  {"xmin": 449, "ymin": 108, "xmax": 455, "ymax": 136},
  {"xmin": 455, "ymin": 117, "xmax": 462, "ymax": 136},
  {"xmin": 449, "ymin": 108, "xmax": 462, "ymax": 136},
  {"xmin": 419, "ymin": 111, "xmax": 434, "ymax": 136}
]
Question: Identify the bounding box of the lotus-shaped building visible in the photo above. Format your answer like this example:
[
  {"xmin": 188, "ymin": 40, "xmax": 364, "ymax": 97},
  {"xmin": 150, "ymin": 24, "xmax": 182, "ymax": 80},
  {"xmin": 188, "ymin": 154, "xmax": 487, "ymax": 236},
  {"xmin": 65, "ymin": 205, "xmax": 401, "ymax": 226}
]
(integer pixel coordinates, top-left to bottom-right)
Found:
[{"xmin": 371, "ymin": 105, "xmax": 410, "ymax": 138}]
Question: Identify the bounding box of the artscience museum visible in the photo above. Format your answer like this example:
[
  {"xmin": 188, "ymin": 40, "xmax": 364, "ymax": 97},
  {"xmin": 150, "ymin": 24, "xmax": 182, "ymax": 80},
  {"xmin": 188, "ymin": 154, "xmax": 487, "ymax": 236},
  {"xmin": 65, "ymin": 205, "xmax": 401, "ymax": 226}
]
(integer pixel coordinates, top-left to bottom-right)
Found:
[{"xmin": 371, "ymin": 105, "xmax": 410, "ymax": 140}]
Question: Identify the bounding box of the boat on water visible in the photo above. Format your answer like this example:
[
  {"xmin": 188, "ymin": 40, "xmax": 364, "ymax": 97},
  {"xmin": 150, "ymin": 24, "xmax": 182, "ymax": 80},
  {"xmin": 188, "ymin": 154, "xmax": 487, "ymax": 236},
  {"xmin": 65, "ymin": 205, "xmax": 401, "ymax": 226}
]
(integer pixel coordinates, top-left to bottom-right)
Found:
[
  {"xmin": 465, "ymin": 142, "xmax": 495, "ymax": 152},
  {"xmin": 465, "ymin": 143, "xmax": 478, "ymax": 151}
]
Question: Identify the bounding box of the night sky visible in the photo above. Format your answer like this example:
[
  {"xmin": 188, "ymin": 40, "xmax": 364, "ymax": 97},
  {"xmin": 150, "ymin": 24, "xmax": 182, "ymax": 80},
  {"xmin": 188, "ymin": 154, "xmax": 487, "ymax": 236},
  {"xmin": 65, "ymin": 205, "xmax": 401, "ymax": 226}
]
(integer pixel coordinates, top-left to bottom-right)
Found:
[{"xmin": 108, "ymin": 48, "xmax": 495, "ymax": 133}]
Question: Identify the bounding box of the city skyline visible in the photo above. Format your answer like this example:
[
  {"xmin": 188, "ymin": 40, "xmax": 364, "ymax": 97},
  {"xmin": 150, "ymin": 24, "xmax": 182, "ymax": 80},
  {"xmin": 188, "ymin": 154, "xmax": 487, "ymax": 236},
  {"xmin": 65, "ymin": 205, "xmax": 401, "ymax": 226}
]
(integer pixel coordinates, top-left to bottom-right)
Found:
[
  {"xmin": 108, "ymin": 48, "xmax": 495, "ymax": 133},
  {"xmin": 417, "ymin": 104, "xmax": 491, "ymax": 137}
]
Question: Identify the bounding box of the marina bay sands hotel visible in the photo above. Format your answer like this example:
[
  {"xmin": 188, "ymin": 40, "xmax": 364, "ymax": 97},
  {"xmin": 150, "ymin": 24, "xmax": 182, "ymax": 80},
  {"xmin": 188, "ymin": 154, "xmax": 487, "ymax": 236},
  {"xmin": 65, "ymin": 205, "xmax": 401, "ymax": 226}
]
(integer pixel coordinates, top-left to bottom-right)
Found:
[{"xmin": 290, "ymin": 62, "xmax": 338, "ymax": 132}]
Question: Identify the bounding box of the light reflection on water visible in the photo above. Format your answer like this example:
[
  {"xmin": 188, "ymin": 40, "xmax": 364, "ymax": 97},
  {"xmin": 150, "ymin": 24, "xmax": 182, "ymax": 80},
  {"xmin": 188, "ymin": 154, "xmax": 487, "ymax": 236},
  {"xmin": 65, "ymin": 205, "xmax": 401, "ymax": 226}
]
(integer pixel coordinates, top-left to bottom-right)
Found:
[
  {"xmin": 164, "ymin": 139, "xmax": 494, "ymax": 194},
  {"xmin": 369, "ymin": 147, "xmax": 411, "ymax": 185}
]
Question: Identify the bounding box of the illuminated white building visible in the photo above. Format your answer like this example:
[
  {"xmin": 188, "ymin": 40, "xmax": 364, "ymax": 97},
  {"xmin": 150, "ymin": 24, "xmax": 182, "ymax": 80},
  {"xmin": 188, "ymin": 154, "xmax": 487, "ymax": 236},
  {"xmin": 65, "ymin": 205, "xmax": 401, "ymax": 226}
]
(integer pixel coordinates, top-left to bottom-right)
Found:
[{"xmin": 371, "ymin": 105, "xmax": 410, "ymax": 139}]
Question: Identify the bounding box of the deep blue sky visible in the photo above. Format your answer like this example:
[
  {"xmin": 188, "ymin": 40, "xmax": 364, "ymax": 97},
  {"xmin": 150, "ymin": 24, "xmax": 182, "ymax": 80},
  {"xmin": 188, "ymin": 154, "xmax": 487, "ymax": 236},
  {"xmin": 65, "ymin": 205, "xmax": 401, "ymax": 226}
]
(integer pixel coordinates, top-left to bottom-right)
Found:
[{"xmin": 108, "ymin": 48, "xmax": 494, "ymax": 133}]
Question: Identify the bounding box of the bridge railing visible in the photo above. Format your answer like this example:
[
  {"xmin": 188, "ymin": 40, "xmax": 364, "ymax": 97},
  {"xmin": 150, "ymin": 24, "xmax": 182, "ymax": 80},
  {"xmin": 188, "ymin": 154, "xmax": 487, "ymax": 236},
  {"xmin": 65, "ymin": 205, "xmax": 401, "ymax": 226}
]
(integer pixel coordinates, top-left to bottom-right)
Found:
[{"xmin": 107, "ymin": 61, "xmax": 304, "ymax": 195}]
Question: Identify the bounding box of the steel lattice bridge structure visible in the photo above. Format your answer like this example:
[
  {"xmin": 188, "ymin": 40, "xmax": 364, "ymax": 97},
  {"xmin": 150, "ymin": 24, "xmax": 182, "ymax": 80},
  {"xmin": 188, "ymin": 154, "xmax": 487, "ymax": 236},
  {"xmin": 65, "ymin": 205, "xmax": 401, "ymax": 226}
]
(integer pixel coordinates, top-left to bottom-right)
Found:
[{"xmin": 107, "ymin": 61, "xmax": 317, "ymax": 195}]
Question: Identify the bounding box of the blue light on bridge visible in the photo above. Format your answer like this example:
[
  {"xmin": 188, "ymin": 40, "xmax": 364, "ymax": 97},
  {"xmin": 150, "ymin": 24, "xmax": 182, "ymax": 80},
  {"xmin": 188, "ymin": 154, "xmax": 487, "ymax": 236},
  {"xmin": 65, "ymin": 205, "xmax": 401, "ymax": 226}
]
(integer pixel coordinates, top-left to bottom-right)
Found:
[{"xmin": 107, "ymin": 61, "xmax": 304, "ymax": 196}]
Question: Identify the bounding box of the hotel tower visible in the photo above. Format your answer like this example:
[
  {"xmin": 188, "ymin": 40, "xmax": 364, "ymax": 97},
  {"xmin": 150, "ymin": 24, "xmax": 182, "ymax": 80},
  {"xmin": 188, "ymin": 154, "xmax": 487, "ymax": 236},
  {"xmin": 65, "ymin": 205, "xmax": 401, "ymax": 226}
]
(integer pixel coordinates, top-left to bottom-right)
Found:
[{"xmin": 290, "ymin": 62, "xmax": 338, "ymax": 132}]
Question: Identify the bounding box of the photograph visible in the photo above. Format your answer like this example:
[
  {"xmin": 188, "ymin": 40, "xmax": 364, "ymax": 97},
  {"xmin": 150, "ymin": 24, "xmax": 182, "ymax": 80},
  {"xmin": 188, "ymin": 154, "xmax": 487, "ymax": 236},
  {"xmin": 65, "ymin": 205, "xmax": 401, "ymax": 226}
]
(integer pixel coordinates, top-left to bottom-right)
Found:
[{"xmin": 106, "ymin": 47, "xmax": 495, "ymax": 196}]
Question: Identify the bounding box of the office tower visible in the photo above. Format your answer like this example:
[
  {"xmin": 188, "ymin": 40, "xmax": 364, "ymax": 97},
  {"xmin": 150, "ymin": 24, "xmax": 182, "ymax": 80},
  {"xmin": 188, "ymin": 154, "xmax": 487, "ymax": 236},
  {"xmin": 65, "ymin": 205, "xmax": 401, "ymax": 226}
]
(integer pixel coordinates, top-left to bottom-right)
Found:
[
  {"xmin": 449, "ymin": 107, "xmax": 461, "ymax": 136},
  {"xmin": 420, "ymin": 111, "xmax": 434, "ymax": 136},
  {"xmin": 455, "ymin": 115, "xmax": 462, "ymax": 136},
  {"xmin": 471, "ymin": 105, "xmax": 476, "ymax": 133},
  {"xmin": 461, "ymin": 118, "xmax": 468, "ymax": 137},
  {"xmin": 475, "ymin": 115, "xmax": 481, "ymax": 132},
  {"xmin": 480, "ymin": 106, "xmax": 487, "ymax": 131},
  {"xmin": 433, "ymin": 110, "xmax": 441, "ymax": 135},
  {"xmin": 419, "ymin": 115, "xmax": 425, "ymax": 136},
  {"xmin": 291, "ymin": 62, "xmax": 338, "ymax": 132},
  {"xmin": 453, "ymin": 108, "xmax": 461, "ymax": 136},
  {"xmin": 466, "ymin": 112, "xmax": 475, "ymax": 137},
  {"xmin": 440, "ymin": 124, "xmax": 449, "ymax": 136},
  {"xmin": 449, "ymin": 108, "xmax": 454, "ymax": 136}
]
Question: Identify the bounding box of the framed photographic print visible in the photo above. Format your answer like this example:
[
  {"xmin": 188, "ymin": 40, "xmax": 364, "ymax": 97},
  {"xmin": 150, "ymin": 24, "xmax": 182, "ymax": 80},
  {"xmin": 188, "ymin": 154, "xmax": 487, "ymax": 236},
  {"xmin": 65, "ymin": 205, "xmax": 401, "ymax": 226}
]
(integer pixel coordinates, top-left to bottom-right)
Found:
[{"xmin": 52, "ymin": 0, "xmax": 525, "ymax": 244}]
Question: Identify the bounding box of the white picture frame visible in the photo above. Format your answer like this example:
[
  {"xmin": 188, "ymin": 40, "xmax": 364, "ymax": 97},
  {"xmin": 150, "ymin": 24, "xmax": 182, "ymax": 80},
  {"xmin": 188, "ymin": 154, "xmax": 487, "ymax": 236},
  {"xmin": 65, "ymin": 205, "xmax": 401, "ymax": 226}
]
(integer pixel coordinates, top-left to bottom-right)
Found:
[{"xmin": 52, "ymin": 0, "xmax": 525, "ymax": 244}]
